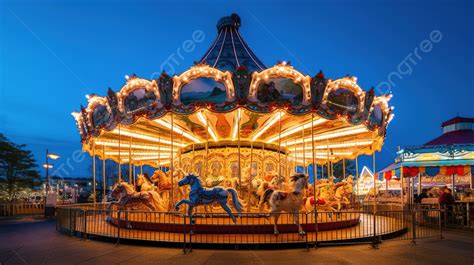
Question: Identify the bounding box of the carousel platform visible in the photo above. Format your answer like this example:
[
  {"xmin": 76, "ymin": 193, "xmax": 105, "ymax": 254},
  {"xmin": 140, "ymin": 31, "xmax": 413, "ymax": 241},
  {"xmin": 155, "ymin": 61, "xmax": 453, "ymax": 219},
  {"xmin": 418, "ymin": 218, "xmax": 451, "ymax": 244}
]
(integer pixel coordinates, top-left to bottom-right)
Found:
[{"xmin": 63, "ymin": 210, "xmax": 408, "ymax": 246}]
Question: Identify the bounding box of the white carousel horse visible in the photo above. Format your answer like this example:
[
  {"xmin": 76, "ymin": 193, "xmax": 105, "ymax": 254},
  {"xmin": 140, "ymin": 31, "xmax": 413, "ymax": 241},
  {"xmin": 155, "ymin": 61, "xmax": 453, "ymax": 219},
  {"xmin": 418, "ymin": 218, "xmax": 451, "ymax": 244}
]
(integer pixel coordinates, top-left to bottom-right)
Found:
[
  {"xmin": 259, "ymin": 174, "xmax": 308, "ymax": 235},
  {"xmin": 106, "ymin": 181, "xmax": 166, "ymax": 227},
  {"xmin": 175, "ymin": 174, "xmax": 244, "ymax": 228},
  {"xmin": 238, "ymin": 167, "xmax": 265, "ymax": 208},
  {"xmin": 205, "ymin": 175, "xmax": 226, "ymax": 188},
  {"xmin": 333, "ymin": 176, "xmax": 354, "ymax": 210},
  {"xmin": 365, "ymin": 184, "xmax": 382, "ymax": 201}
]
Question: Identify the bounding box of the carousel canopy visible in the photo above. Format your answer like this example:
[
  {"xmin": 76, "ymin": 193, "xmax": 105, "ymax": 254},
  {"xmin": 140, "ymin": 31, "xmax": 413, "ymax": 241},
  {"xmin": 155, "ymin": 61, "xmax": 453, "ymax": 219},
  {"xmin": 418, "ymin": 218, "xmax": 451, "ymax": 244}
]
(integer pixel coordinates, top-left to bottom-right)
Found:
[
  {"xmin": 198, "ymin": 14, "xmax": 266, "ymax": 73},
  {"xmin": 72, "ymin": 14, "xmax": 393, "ymax": 169},
  {"xmin": 378, "ymin": 117, "xmax": 474, "ymax": 180}
]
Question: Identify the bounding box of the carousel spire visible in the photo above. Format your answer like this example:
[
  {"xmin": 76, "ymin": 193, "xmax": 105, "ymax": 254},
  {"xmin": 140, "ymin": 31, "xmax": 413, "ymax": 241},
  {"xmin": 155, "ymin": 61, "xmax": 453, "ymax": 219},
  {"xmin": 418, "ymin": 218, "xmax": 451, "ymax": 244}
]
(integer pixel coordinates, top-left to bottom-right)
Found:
[{"xmin": 198, "ymin": 13, "xmax": 266, "ymax": 72}]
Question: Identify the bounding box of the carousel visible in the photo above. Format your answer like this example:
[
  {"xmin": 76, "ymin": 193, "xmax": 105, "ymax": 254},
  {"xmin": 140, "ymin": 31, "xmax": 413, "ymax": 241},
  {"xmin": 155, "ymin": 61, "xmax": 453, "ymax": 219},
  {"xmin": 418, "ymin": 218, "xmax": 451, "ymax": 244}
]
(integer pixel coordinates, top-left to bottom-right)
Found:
[{"xmin": 69, "ymin": 14, "xmax": 397, "ymax": 245}]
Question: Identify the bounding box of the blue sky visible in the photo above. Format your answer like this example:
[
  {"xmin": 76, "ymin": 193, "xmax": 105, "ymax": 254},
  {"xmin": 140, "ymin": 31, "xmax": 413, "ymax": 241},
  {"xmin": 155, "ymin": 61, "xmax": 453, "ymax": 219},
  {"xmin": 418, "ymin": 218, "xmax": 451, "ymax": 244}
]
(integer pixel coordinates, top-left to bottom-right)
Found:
[{"xmin": 1, "ymin": 0, "xmax": 472, "ymax": 178}]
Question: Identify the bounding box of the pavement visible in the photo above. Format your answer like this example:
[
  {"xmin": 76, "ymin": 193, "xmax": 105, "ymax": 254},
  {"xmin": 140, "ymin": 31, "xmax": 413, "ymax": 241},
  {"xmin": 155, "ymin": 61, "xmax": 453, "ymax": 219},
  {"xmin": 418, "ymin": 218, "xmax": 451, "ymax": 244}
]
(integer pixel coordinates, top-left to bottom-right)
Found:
[{"xmin": 0, "ymin": 218, "xmax": 473, "ymax": 265}]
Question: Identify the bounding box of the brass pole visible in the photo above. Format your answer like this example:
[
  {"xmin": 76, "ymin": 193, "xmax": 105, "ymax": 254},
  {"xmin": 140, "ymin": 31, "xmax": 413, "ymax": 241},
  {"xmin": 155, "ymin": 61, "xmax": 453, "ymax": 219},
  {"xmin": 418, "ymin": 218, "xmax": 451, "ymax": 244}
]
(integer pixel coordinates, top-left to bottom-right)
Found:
[
  {"xmin": 237, "ymin": 111, "xmax": 241, "ymax": 191},
  {"xmin": 343, "ymin": 158, "xmax": 346, "ymax": 178},
  {"xmin": 248, "ymin": 140, "xmax": 253, "ymax": 211},
  {"xmin": 129, "ymin": 135, "xmax": 132, "ymax": 185},
  {"xmin": 311, "ymin": 113, "xmax": 316, "ymax": 212},
  {"xmin": 373, "ymin": 147, "xmax": 377, "ymax": 213},
  {"xmin": 118, "ymin": 125, "xmax": 121, "ymax": 182},
  {"xmin": 356, "ymin": 156, "xmax": 359, "ymax": 201},
  {"xmin": 278, "ymin": 111, "xmax": 282, "ymax": 177},
  {"xmin": 170, "ymin": 113, "xmax": 175, "ymax": 210},
  {"xmin": 326, "ymin": 140, "xmax": 330, "ymax": 179},
  {"xmin": 302, "ymin": 125, "xmax": 306, "ymax": 175},
  {"xmin": 92, "ymin": 144, "xmax": 96, "ymax": 204},
  {"xmin": 102, "ymin": 145, "xmax": 106, "ymax": 203}
]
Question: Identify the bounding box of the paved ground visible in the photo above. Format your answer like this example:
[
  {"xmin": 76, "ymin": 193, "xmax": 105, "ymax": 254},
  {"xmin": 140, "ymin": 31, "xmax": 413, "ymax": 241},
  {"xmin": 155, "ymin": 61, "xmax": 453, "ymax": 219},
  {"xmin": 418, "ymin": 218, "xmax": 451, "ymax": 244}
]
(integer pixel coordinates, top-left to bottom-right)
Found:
[{"xmin": 0, "ymin": 217, "xmax": 473, "ymax": 265}]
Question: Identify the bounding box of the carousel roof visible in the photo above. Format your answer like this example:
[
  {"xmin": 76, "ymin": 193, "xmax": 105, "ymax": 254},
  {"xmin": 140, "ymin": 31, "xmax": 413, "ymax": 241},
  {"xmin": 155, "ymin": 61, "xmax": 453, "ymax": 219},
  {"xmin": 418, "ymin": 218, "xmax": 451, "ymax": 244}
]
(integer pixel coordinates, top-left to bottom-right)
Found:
[
  {"xmin": 198, "ymin": 14, "xmax": 266, "ymax": 73},
  {"xmin": 424, "ymin": 116, "xmax": 474, "ymax": 146},
  {"xmin": 71, "ymin": 14, "xmax": 394, "ymax": 167},
  {"xmin": 378, "ymin": 117, "xmax": 474, "ymax": 180}
]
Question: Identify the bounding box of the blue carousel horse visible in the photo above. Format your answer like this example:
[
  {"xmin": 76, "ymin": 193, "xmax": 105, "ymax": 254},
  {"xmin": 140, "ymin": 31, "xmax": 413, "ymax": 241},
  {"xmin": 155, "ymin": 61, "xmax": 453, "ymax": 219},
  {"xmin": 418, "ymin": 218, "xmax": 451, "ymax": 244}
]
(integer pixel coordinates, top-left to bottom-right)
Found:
[{"xmin": 175, "ymin": 174, "xmax": 244, "ymax": 225}]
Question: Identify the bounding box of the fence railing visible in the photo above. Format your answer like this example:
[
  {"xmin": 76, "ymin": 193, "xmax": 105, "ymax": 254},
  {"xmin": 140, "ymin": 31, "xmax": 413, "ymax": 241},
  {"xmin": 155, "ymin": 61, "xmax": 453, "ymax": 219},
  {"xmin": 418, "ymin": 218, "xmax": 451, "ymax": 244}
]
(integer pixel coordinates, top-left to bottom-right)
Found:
[
  {"xmin": 56, "ymin": 203, "xmax": 443, "ymax": 251},
  {"xmin": 0, "ymin": 203, "xmax": 45, "ymax": 217}
]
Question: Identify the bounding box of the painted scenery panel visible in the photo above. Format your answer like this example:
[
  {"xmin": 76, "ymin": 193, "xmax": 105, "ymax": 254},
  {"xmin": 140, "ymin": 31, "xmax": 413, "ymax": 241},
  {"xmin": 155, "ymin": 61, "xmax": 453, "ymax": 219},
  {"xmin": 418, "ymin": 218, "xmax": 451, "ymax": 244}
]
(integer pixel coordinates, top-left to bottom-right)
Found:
[
  {"xmin": 256, "ymin": 78, "xmax": 303, "ymax": 105},
  {"xmin": 180, "ymin": 77, "xmax": 227, "ymax": 105},
  {"xmin": 327, "ymin": 88, "xmax": 359, "ymax": 114},
  {"xmin": 124, "ymin": 88, "xmax": 156, "ymax": 113},
  {"xmin": 91, "ymin": 105, "xmax": 110, "ymax": 128}
]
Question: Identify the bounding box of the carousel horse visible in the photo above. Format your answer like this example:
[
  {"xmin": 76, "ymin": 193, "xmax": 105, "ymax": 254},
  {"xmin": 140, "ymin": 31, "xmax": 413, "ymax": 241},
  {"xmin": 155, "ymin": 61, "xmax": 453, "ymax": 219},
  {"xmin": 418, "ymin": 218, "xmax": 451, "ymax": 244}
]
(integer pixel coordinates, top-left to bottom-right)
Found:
[
  {"xmin": 427, "ymin": 187, "xmax": 441, "ymax": 198},
  {"xmin": 136, "ymin": 174, "xmax": 157, "ymax": 192},
  {"xmin": 205, "ymin": 175, "xmax": 226, "ymax": 188},
  {"xmin": 304, "ymin": 196, "xmax": 337, "ymax": 213},
  {"xmin": 238, "ymin": 167, "xmax": 264, "ymax": 208},
  {"xmin": 333, "ymin": 176, "xmax": 354, "ymax": 210},
  {"xmin": 259, "ymin": 174, "xmax": 308, "ymax": 235},
  {"xmin": 150, "ymin": 169, "xmax": 172, "ymax": 205},
  {"xmin": 106, "ymin": 180, "xmax": 165, "ymax": 227},
  {"xmin": 175, "ymin": 174, "xmax": 244, "ymax": 227},
  {"xmin": 365, "ymin": 184, "xmax": 382, "ymax": 201}
]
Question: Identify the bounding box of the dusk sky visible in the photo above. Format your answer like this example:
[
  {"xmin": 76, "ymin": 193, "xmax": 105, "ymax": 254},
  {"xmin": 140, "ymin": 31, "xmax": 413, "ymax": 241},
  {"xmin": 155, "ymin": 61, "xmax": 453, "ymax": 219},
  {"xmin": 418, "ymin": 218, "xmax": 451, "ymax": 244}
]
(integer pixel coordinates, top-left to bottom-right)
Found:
[{"xmin": 1, "ymin": 0, "xmax": 472, "ymax": 178}]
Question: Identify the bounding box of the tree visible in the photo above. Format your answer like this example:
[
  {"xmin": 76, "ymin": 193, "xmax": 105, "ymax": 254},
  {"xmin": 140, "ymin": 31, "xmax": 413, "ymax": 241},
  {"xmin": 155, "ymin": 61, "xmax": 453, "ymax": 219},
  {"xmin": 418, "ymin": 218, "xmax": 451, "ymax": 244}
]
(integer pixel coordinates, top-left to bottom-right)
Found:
[
  {"xmin": 332, "ymin": 159, "xmax": 356, "ymax": 182},
  {"xmin": 0, "ymin": 134, "xmax": 40, "ymax": 201}
]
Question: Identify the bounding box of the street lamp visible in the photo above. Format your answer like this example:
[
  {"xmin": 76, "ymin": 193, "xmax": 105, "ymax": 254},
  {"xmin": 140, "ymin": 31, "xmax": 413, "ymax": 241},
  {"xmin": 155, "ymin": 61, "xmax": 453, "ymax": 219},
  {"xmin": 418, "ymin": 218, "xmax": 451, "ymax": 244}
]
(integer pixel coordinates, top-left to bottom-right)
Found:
[{"xmin": 44, "ymin": 149, "xmax": 60, "ymax": 216}]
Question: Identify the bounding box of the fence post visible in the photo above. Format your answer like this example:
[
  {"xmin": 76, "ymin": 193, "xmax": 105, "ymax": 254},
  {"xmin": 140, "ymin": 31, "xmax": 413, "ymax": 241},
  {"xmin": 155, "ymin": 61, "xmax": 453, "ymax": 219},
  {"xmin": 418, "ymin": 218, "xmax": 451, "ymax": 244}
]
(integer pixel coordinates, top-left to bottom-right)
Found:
[
  {"xmin": 411, "ymin": 209, "xmax": 416, "ymax": 244},
  {"xmin": 305, "ymin": 213, "xmax": 309, "ymax": 251},
  {"xmin": 189, "ymin": 213, "xmax": 193, "ymax": 253},
  {"xmin": 83, "ymin": 209, "xmax": 87, "ymax": 240},
  {"xmin": 71, "ymin": 209, "xmax": 76, "ymax": 237},
  {"xmin": 372, "ymin": 211, "xmax": 378, "ymax": 249},
  {"xmin": 314, "ymin": 211, "xmax": 319, "ymax": 249},
  {"xmin": 438, "ymin": 209, "xmax": 443, "ymax": 239},
  {"xmin": 116, "ymin": 210, "xmax": 121, "ymax": 246},
  {"xmin": 183, "ymin": 212, "xmax": 187, "ymax": 254}
]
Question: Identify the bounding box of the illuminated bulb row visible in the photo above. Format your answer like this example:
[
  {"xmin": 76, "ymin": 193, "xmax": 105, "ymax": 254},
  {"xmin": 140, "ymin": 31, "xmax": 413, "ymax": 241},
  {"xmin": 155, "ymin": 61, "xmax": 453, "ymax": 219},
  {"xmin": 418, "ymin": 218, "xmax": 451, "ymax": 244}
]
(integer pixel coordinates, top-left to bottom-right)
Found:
[
  {"xmin": 291, "ymin": 140, "xmax": 374, "ymax": 151},
  {"xmin": 293, "ymin": 154, "xmax": 347, "ymax": 159},
  {"xmin": 293, "ymin": 158, "xmax": 336, "ymax": 164},
  {"xmin": 153, "ymin": 119, "xmax": 201, "ymax": 143},
  {"xmin": 282, "ymin": 125, "xmax": 368, "ymax": 147},
  {"xmin": 292, "ymin": 151, "xmax": 353, "ymax": 158},
  {"xmin": 120, "ymin": 158, "xmax": 170, "ymax": 165},
  {"xmin": 94, "ymin": 140, "xmax": 172, "ymax": 151},
  {"xmin": 252, "ymin": 111, "xmax": 285, "ymax": 141},
  {"xmin": 119, "ymin": 79, "xmax": 153, "ymax": 97},
  {"xmin": 197, "ymin": 111, "xmax": 218, "ymax": 142},
  {"xmin": 104, "ymin": 151, "xmax": 174, "ymax": 156},
  {"xmin": 266, "ymin": 117, "xmax": 327, "ymax": 143},
  {"xmin": 110, "ymin": 128, "xmax": 185, "ymax": 147}
]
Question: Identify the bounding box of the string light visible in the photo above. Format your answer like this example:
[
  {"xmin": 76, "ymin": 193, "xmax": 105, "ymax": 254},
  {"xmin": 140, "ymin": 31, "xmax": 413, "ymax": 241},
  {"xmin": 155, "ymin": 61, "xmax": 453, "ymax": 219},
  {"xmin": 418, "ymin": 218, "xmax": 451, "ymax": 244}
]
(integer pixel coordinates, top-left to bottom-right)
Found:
[
  {"xmin": 153, "ymin": 118, "xmax": 201, "ymax": 143},
  {"xmin": 197, "ymin": 111, "xmax": 218, "ymax": 142},
  {"xmin": 266, "ymin": 116, "xmax": 327, "ymax": 143},
  {"xmin": 283, "ymin": 125, "xmax": 369, "ymax": 147},
  {"xmin": 252, "ymin": 111, "xmax": 284, "ymax": 141},
  {"xmin": 232, "ymin": 108, "xmax": 242, "ymax": 141}
]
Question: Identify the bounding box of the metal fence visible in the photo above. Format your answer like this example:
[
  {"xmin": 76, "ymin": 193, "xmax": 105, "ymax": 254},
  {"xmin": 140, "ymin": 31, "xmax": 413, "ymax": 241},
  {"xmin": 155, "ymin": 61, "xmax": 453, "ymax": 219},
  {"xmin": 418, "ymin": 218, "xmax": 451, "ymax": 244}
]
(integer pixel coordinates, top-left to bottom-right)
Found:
[
  {"xmin": 0, "ymin": 203, "xmax": 45, "ymax": 217},
  {"xmin": 56, "ymin": 204, "xmax": 443, "ymax": 251}
]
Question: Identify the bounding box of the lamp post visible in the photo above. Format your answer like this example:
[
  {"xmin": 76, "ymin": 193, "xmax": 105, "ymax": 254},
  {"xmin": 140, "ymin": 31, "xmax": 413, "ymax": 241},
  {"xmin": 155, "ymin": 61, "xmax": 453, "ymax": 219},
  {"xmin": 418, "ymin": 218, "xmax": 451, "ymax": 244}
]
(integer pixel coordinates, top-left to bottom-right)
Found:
[{"xmin": 43, "ymin": 149, "xmax": 60, "ymax": 217}]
